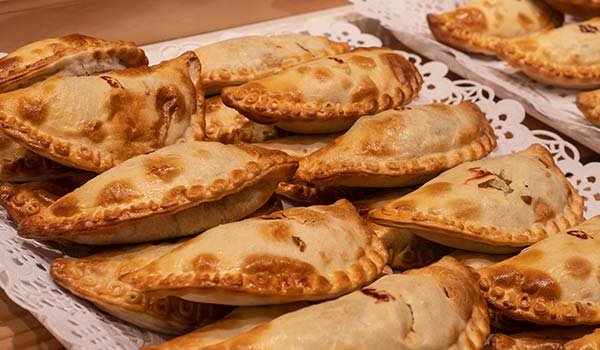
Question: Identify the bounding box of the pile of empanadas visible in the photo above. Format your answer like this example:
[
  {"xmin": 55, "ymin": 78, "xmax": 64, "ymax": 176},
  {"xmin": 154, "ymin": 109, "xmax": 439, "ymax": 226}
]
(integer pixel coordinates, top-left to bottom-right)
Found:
[
  {"xmin": 0, "ymin": 31, "xmax": 592, "ymax": 349},
  {"xmin": 427, "ymin": 0, "xmax": 600, "ymax": 127}
]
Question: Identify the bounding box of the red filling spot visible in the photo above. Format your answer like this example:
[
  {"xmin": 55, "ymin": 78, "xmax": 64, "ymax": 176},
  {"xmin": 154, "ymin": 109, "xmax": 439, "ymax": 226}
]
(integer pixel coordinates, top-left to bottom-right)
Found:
[
  {"xmin": 580, "ymin": 24, "xmax": 599, "ymax": 33},
  {"xmin": 100, "ymin": 76, "xmax": 124, "ymax": 89},
  {"xmin": 465, "ymin": 167, "xmax": 494, "ymax": 184},
  {"xmin": 567, "ymin": 230, "xmax": 592, "ymax": 240},
  {"xmin": 361, "ymin": 288, "xmax": 396, "ymax": 303}
]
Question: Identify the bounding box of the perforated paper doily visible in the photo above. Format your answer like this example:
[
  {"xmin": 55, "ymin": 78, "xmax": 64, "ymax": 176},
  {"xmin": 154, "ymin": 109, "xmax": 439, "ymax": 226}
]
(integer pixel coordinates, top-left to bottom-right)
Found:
[
  {"xmin": 350, "ymin": 0, "xmax": 600, "ymax": 154},
  {"xmin": 0, "ymin": 9, "xmax": 599, "ymax": 350}
]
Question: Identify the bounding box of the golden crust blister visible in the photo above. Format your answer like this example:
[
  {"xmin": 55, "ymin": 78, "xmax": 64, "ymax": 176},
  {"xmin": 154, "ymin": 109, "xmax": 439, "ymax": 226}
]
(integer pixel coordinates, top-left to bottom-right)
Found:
[
  {"xmin": 204, "ymin": 95, "xmax": 278, "ymax": 143},
  {"xmin": 17, "ymin": 141, "xmax": 298, "ymax": 244},
  {"xmin": 479, "ymin": 215, "xmax": 600, "ymax": 325},
  {"xmin": 221, "ymin": 48, "xmax": 423, "ymax": 133},
  {"xmin": 370, "ymin": 144, "xmax": 584, "ymax": 253},
  {"xmin": 577, "ymin": 89, "xmax": 600, "ymax": 127},
  {"xmin": 0, "ymin": 34, "xmax": 148, "ymax": 93},
  {"xmin": 121, "ymin": 199, "xmax": 388, "ymax": 306},
  {"xmin": 194, "ymin": 34, "xmax": 350, "ymax": 95},
  {"xmin": 295, "ymin": 102, "xmax": 497, "ymax": 187},
  {"xmin": 427, "ymin": 0, "xmax": 563, "ymax": 55},
  {"xmin": 50, "ymin": 242, "xmax": 230, "ymax": 334},
  {"xmin": 491, "ymin": 327, "xmax": 600, "ymax": 350},
  {"xmin": 194, "ymin": 257, "xmax": 489, "ymax": 350},
  {"xmin": 496, "ymin": 18, "xmax": 600, "ymax": 88},
  {"xmin": 0, "ymin": 51, "xmax": 204, "ymax": 172},
  {"xmin": 543, "ymin": 0, "xmax": 600, "ymax": 19}
]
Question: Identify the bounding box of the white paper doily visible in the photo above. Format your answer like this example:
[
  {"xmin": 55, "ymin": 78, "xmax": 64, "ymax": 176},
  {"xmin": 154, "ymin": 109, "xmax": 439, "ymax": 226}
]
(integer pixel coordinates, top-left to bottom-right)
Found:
[
  {"xmin": 351, "ymin": 0, "xmax": 600, "ymax": 154},
  {"xmin": 0, "ymin": 9, "xmax": 599, "ymax": 350}
]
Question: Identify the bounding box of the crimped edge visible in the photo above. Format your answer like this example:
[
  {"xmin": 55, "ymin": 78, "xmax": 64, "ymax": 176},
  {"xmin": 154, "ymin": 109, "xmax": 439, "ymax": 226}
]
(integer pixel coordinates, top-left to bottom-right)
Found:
[
  {"xmin": 121, "ymin": 200, "xmax": 389, "ymax": 301},
  {"xmin": 370, "ymin": 144, "xmax": 585, "ymax": 248},
  {"xmin": 295, "ymin": 101, "xmax": 497, "ymax": 187},
  {"xmin": 576, "ymin": 89, "xmax": 600, "ymax": 127},
  {"xmin": 221, "ymin": 48, "xmax": 423, "ymax": 123},
  {"xmin": 17, "ymin": 143, "xmax": 298, "ymax": 240},
  {"xmin": 275, "ymin": 182, "xmax": 369, "ymax": 205}
]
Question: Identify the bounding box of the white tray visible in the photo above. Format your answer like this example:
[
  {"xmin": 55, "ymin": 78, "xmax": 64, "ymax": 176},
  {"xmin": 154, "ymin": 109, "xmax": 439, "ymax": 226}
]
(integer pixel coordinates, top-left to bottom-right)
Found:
[{"xmin": 0, "ymin": 7, "xmax": 599, "ymax": 350}]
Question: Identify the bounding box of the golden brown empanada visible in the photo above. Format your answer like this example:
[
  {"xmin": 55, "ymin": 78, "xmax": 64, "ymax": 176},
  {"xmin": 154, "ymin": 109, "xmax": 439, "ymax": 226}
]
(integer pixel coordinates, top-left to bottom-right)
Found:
[
  {"xmin": 543, "ymin": 0, "xmax": 600, "ymax": 19},
  {"xmin": 479, "ymin": 215, "xmax": 600, "ymax": 325},
  {"xmin": 496, "ymin": 18, "xmax": 600, "ymax": 88},
  {"xmin": 17, "ymin": 142, "xmax": 297, "ymax": 244},
  {"xmin": 0, "ymin": 34, "xmax": 148, "ymax": 93},
  {"xmin": 194, "ymin": 256, "xmax": 489, "ymax": 350},
  {"xmin": 427, "ymin": 0, "xmax": 563, "ymax": 55},
  {"xmin": 295, "ymin": 102, "xmax": 496, "ymax": 187},
  {"xmin": 492, "ymin": 327, "xmax": 600, "ymax": 350},
  {"xmin": 51, "ymin": 242, "xmax": 229, "ymax": 334},
  {"xmin": 577, "ymin": 89, "xmax": 600, "ymax": 127},
  {"xmin": 0, "ymin": 51, "xmax": 204, "ymax": 172},
  {"xmin": 142, "ymin": 304, "xmax": 307, "ymax": 350},
  {"xmin": 221, "ymin": 48, "xmax": 423, "ymax": 133},
  {"xmin": 121, "ymin": 199, "xmax": 388, "ymax": 305},
  {"xmin": 0, "ymin": 172, "xmax": 94, "ymax": 224},
  {"xmin": 194, "ymin": 34, "xmax": 349, "ymax": 95},
  {"xmin": 204, "ymin": 95, "xmax": 278, "ymax": 143},
  {"xmin": 255, "ymin": 134, "xmax": 338, "ymax": 158},
  {"xmin": 370, "ymin": 144, "xmax": 584, "ymax": 253}
]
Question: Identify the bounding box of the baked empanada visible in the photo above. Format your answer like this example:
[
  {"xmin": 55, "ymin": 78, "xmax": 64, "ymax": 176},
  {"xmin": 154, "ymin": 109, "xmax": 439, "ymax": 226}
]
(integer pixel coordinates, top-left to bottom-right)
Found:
[
  {"xmin": 577, "ymin": 89, "xmax": 600, "ymax": 127},
  {"xmin": 221, "ymin": 48, "xmax": 423, "ymax": 133},
  {"xmin": 142, "ymin": 304, "xmax": 307, "ymax": 350},
  {"xmin": 51, "ymin": 242, "xmax": 229, "ymax": 334},
  {"xmin": 479, "ymin": 215, "xmax": 600, "ymax": 325},
  {"xmin": 0, "ymin": 136, "xmax": 69, "ymax": 182},
  {"xmin": 0, "ymin": 34, "xmax": 148, "ymax": 93},
  {"xmin": 542, "ymin": 0, "xmax": 600, "ymax": 19},
  {"xmin": 0, "ymin": 51, "xmax": 204, "ymax": 172},
  {"xmin": 121, "ymin": 199, "xmax": 388, "ymax": 305},
  {"xmin": 194, "ymin": 34, "xmax": 349, "ymax": 95},
  {"xmin": 492, "ymin": 327, "xmax": 600, "ymax": 350},
  {"xmin": 18, "ymin": 142, "xmax": 297, "ymax": 244},
  {"xmin": 205, "ymin": 95, "xmax": 278, "ymax": 143},
  {"xmin": 295, "ymin": 102, "xmax": 496, "ymax": 187},
  {"xmin": 193, "ymin": 256, "xmax": 489, "ymax": 350},
  {"xmin": 427, "ymin": 0, "xmax": 563, "ymax": 55},
  {"xmin": 370, "ymin": 144, "xmax": 584, "ymax": 253},
  {"xmin": 496, "ymin": 18, "xmax": 600, "ymax": 88},
  {"xmin": 255, "ymin": 134, "xmax": 338, "ymax": 158}
]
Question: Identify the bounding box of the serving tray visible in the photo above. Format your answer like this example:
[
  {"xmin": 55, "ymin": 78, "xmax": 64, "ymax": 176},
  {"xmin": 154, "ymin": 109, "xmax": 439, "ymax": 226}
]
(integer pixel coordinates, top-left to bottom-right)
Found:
[
  {"xmin": 351, "ymin": 0, "xmax": 600, "ymax": 154},
  {"xmin": 0, "ymin": 7, "xmax": 598, "ymax": 350}
]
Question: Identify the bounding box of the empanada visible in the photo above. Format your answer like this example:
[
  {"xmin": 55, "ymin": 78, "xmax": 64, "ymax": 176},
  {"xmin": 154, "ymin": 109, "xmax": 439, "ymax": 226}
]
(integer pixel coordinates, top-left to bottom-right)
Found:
[
  {"xmin": 542, "ymin": 0, "xmax": 600, "ymax": 19},
  {"xmin": 0, "ymin": 34, "xmax": 148, "ymax": 93},
  {"xmin": 221, "ymin": 48, "xmax": 423, "ymax": 133},
  {"xmin": 121, "ymin": 199, "xmax": 388, "ymax": 305},
  {"xmin": 51, "ymin": 242, "xmax": 229, "ymax": 334},
  {"xmin": 17, "ymin": 142, "xmax": 297, "ymax": 244},
  {"xmin": 427, "ymin": 0, "xmax": 563, "ymax": 55},
  {"xmin": 142, "ymin": 304, "xmax": 307, "ymax": 350},
  {"xmin": 0, "ymin": 136, "xmax": 69, "ymax": 181},
  {"xmin": 194, "ymin": 34, "xmax": 350, "ymax": 95},
  {"xmin": 492, "ymin": 327, "xmax": 600, "ymax": 350},
  {"xmin": 255, "ymin": 134, "xmax": 338, "ymax": 158},
  {"xmin": 496, "ymin": 18, "xmax": 600, "ymax": 88},
  {"xmin": 370, "ymin": 144, "xmax": 584, "ymax": 253},
  {"xmin": 0, "ymin": 51, "xmax": 204, "ymax": 172},
  {"xmin": 0, "ymin": 172, "xmax": 94, "ymax": 224},
  {"xmin": 205, "ymin": 96, "xmax": 278, "ymax": 143},
  {"xmin": 479, "ymin": 215, "xmax": 600, "ymax": 325},
  {"xmin": 295, "ymin": 102, "xmax": 496, "ymax": 187},
  {"xmin": 577, "ymin": 89, "xmax": 600, "ymax": 127},
  {"xmin": 194, "ymin": 256, "xmax": 489, "ymax": 350}
]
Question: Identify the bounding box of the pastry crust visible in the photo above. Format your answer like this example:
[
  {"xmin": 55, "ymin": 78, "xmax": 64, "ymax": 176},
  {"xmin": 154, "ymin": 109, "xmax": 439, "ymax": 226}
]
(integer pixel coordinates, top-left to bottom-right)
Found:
[
  {"xmin": 496, "ymin": 18, "xmax": 600, "ymax": 88},
  {"xmin": 370, "ymin": 144, "xmax": 584, "ymax": 253},
  {"xmin": 276, "ymin": 182, "xmax": 371, "ymax": 205},
  {"xmin": 121, "ymin": 199, "xmax": 388, "ymax": 305},
  {"xmin": 196, "ymin": 256, "xmax": 489, "ymax": 350},
  {"xmin": 0, "ymin": 136, "xmax": 69, "ymax": 182},
  {"xmin": 0, "ymin": 34, "xmax": 148, "ymax": 93},
  {"xmin": 543, "ymin": 0, "xmax": 600, "ymax": 18},
  {"xmin": 51, "ymin": 242, "xmax": 229, "ymax": 334},
  {"xmin": 0, "ymin": 51, "xmax": 204, "ymax": 172},
  {"xmin": 194, "ymin": 34, "xmax": 350, "ymax": 95},
  {"xmin": 204, "ymin": 95, "xmax": 278, "ymax": 143},
  {"xmin": 479, "ymin": 215, "xmax": 600, "ymax": 325},
  {"xmin": 17, "ymin": 142, "xmax": 297, "ymax": 244},
  {"xmin": 295, "ymin": 102, "xmax": 496, "ymax": 187},
  {"xmin": 577, "ymin": 89, "xmax": 600, "ymax": 127},
  {"xmin": 427, "ymin": 0, "xmax": 563, "ymax": 55},
  {"xmin": 491, "ymin": 327, "xmax": 600, "ymax": 350},
  {"xmin": 221, "ymin": 48, "xmax": 423, "ymax": 133},
  {"xmin": 255, "ymin": 134, "xmax": 337, "ymax": 158}
]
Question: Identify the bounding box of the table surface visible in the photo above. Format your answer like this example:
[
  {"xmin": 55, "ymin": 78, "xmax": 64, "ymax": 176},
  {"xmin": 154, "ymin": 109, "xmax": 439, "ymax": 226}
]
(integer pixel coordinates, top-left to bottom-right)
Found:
[{"xmin": 1, "ymin": 3, "xmax": 598, "ymax": 350}]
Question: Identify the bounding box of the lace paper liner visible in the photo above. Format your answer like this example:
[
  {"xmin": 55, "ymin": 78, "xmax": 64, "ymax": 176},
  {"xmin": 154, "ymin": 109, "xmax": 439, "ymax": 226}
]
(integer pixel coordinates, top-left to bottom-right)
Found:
[{"xmin": 0, "ymin": 10, "xmax": 598, "ymax": 350}]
